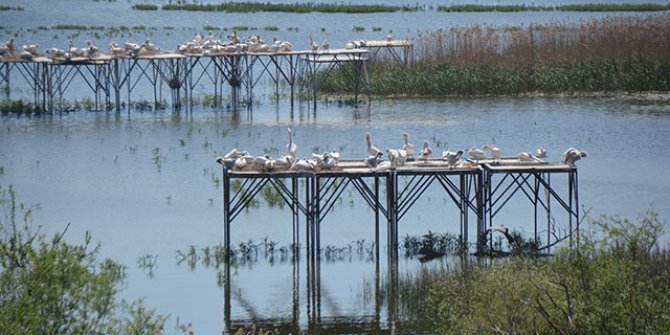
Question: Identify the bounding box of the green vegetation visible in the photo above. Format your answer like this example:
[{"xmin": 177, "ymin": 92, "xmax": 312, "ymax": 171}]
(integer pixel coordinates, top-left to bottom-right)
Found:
[
  {"xmin": 0, "ymin": 185, "xmax": 167, "ymax": 333},
  {"xmin": 158, "ymin": 1, "xmax": 421, "ymax": 13},
  {"xmin": 395, "ymin": 210, "xmax": 670, "ymax": 334},
  {"xmin": 131, "ymin": 4, "xmax": 158, "ymax": 10},
  {"xmin": 0, "ymin": 5, "xmax": 24, "ymax": 11},
  {"xmin": 353, "ymin": 25, "xmax": 366, "ymax": 32},
  {"xmin": 321, "ymin": 16, "xmax": 670, "ymax": 95},
  {"xmin": 437, "ymin": 3, "xmax": 670, "ymax": 12}
]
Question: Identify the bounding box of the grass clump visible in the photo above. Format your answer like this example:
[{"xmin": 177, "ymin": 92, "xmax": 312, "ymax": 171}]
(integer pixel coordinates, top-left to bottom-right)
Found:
[
  {"xmin": 396, "ymin": 210, "xmax": 670, "ymax": 334},
  {"xmin": 0, "ymin": 5, "xmax": 23, "ymax": 11}
]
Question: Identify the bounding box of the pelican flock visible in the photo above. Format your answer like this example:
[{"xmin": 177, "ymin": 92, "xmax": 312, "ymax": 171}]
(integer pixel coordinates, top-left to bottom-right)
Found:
[{"xmin": 215, "ymin": 129, "xmax": 587, "ymax": 173}]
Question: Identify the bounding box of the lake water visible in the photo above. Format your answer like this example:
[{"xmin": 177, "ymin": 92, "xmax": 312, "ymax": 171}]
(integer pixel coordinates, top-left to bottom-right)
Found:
[{"xmin": 2, "ymin": 1, "xmax": 670, "ymax": 333}]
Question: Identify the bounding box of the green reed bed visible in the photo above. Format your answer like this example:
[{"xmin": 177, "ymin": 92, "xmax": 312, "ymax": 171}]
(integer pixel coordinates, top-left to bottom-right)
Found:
[
  {"xmin": 131, "ymin": 4, "xmax": 158, "ymax": 10},
  {"xmin": 0, "ymin": 5, "xmax": 23, "ymax": 11},
  {"xmin": 159, "ymin": 1, "xmax": 421, "ymax": 13},
  {"xmin": 320, "ymin": 15, "xmax": 670, "ymax": 96},
  {"xmin": 437, "ymin": 3, "xmax": 670, "ymax": 12},
  {"xmin": 394, "ymin": 210, "xmax": 670, "ymax": 334}
]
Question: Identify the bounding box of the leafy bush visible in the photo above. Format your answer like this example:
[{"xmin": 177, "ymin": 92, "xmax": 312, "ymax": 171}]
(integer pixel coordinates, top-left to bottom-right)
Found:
[
  {"xmin": 0, "ymin": 185, "xmax": 167, "ymax": 334},
  {"xmin": 396, "ymin": 210, "xmax": 670, "ymax": 334}
]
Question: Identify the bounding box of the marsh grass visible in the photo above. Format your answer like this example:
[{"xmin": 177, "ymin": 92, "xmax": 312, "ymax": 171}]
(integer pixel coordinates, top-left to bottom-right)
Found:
[
  {"xmin": 437, "ymin": 3, "xmax": 670, "ymax": 12},
  {"xmin": 159, "ymin": 2, "xmax": 421, "ymax": 13},
  {"xmin": 0, "ymin": 5, "xmax": 23, "ymax": 11},
  {"xmin": 321, "ymin": 16, "xmax": 670, "ymax": 95}
]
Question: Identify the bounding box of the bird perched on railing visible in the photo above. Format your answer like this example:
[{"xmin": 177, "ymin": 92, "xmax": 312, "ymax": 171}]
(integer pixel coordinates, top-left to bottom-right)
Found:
[
  {"xmin": 85, "ymin": 40, "xmax": 99, "ymax": 59},
  {"xmin": 442, "ymin": 150, "xmax": 463, "ymax": 169},
  {"xmin": 417, "ymin": 141, "xmax": 432, "ymax": 162},
  {"xmin": 535, "ymin": 147, "xmax": 547, "ymax": 159},
  {"xmin": 365, "ymin": 132, "xmax": 381, "ymax": 157},
  {"xmin": 286, "ymin": 127, "xmax": 297, "ymax": 158},
  {"xmin": 402, "ymin": 132, "xmax": 416, "ymax": 160},
  {"xmin": 561, "ymin": 148, "xmax": 587, "ymax": 165},
  {"xmin": 365, "ymin": 152, "xmax": 383, "ymax": 170},
  {"xmin": 483, "ymin": 144, "xmax": 501, "ymax": 162},
  {"xmin": 468, "ymin": 146, "xmax": 488, "ymax": 161}
]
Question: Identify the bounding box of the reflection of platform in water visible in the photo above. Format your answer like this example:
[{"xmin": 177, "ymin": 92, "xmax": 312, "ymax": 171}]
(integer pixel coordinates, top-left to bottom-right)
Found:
[
  {"xmin": 1, "ymin": 49, "xmax": 370, "ymax": 112},
  {"xmin": 220, "ymin": 157, "xmax": 580, "ymax": 262}
]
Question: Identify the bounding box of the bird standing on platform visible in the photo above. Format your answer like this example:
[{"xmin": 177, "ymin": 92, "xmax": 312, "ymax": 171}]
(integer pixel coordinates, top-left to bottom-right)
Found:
[
  {"xmin": 516, "ymin": 152, "xmax": 535, "ymax": 161},
  {"xmin": 365, "ymin": 132, "xmax": 381, "ymax": 157},
  {"xmin": 442, "ymin": 150, "xmax": 463, "ymax": 169},
  {"xmin": 365, "ymin": 152, "xmax": 383, "ymax": 170},
  {"xmin": 536, "ymin": 147, "xmax": 547, "ymax": 159},
  {"xmin": 402, "ymin": 132, "xmax": 416, "ymax": 160},
  {"xmin": 483, "ymin": 144, "xmax": 501, "ymax": 162},
  {"xmin": 141, "ymin": 39, "xmax": 160, "ymax": 55},
  {"xmin": 417, "ymin": 141, "xmax": 432, "ymax": 162},
  {"xmin": 321, "ymin": 40, "xmax": 329, "ymax": 50},
  {"xmin": 107, "ymin": 42, "xmax": 126, "ymax": 57},
  {"xmin": 85, "ymin": 40, "xmax": 99, "ymax": 59},
  {"xmin": 468, "ymin": 146, "xmax": 488, "ymax": 161},
  {"xmin": 308, "ymin": 33, "xmax": 318, "ymax": 51},
  {"xmin": 561, "ymin": 148, "xmax": 587, "ymax": 165},
  {"xmin": 286, "ymin": 127, "xmax": 297, "ymax": 158}
]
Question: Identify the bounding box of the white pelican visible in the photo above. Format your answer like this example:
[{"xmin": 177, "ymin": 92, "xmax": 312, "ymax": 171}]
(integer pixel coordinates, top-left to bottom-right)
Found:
[
  {"xmin": 124, "ymin": 41, "xmax": 142, "ymax": 57},
  {"xmin": 442, "ymin": 150, "xmax": 463, "ymax": 169},
  {"xmin": 271, "ymin": 155, "xmax": 295, "ymax": 170},
  {"xmin": 321, "ymin": 153, "xmax": 337, "ymax": 169},
  {"xmin": 68, "ymin": 40, "xmax": 85, "ymax": 57},
  {"xmin": 376, "ymin": 160, "xmax": 393, "ymax": 171},
  {"xmin": 516, "ymin": 152, "xmax": 535, "ymax": 161},
  {"xmin": 45, "ymin": 47, "xmax": 67, "ymax": 60},
  {"xmin": 85, "ymin": 40, "xmax": 99, "ymax": 59},
  {"xmin": 417, "ymin": 141, "xmax": 432, "ymax": 161},
  {"xmin": 223, "ymin": 148, "xmax": 249, "ymax": 159},
  {"xmin": 290, "ymin": 158, "xmax": 315, "ymax": 171},
  {"xmin": 227, "ymin": 31, "xmax": 240, "ymax": 44},
  {"xmin": 365, "ymin": 152, "xmax": 383, "ymax": 169},
  {"xmin": 483, "ymin": 144, "xmax": 501, "ymax": 161},
  {"xmin": 468, "ymin": 147, "xmax": 488, "ymax": 161},
  {"xmin": 308, "ymin": 33, "xmax": 318, "ymax": 51},
  {"xmin": 251, "ymin": 155, "xmax": 272, "ymax": 171},
  {"xmin": 22, "ymin": 43, "xmax": 39, "ymax": 55},
  {"xmin": 386, "ymin": 148, "xmax": 399, "ymax": 167},
  {"xmin": 19, "ymin": 50, "xmax": 33, "ymax": 60},
  {"xmin": 402, "ymin": 132, "xmax": 416, "ymax": 159},
  {"xmin": 286, "ymin": 127, "xmax": 297, "ymax": 157},
  {"xmin": 365, "ymin": 132, "xmax": 381, "ymax": 157},
  {"xmin": 535, "ymin": 147, "xmax": 547, "ymax": 159},
  {"xmin": 396, "ymin": 149, "xmax": 408, "ymax": 165},
  {"xmin": 345, "ymin": 41, "xmax": 355, "ymax": 49},
  {"xmin": 330, "ymin": 149, "xmax": 341, "ymax": 162},
  {"xmin": 561, "ymin": 148, "xmax": 587, "ymax": 165},
  {"xmin": 107, "ymin": 42, "xmax": 126, "ymax": 56},
  {"xmin": 141, "ymin": 39, "xmax": 160, "ymax": 55}
]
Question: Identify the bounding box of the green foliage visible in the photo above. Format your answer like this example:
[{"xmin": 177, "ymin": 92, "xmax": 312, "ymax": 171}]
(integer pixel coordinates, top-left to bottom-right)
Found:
[
  {"xmin": 131, "ymin": 4, "xmax": 158, "ymax": 10},
  {"xmin": 0, "ymin": 185, "xmax": 167, "ymax": 334},
  {"xmin": 396, "ymin": 210, "xmax": 670, "ymax": 334},
  {"xmin": 160, "ymin": 1, "xmax": 420, "ymax": 13},
  {"xmin": 436, "ymin": 3, "xmax": 670, "ymax": 12}
]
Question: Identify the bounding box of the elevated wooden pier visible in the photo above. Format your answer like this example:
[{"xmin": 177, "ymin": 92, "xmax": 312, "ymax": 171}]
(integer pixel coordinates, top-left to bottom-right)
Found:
[
  {"xmin": 0, "ymin": 49, "xmax": 372, "ymax": 111},
  {"xmin": 218, "ymin": 158, "xmax": 580, "ymax": 262}
]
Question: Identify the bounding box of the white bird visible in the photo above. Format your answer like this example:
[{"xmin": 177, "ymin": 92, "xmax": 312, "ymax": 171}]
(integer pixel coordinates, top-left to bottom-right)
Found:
[
  {"xmin": 535, "ymin": 147, "xmax": 547, "ymax": 159},
  {"xmin": 468, "ymin": 146, "xmax": 488, "ymax": 161},
  {"xmin": 286, "ymin": 127, "xmax": 297, "ymax": 157},
  {"xmin": 516, "ymin": 152, "xmax": 535, "ymax": 161},
  {"xmin": 442, "ymin": 150, "xmax": 463, "ymax": 169},
  {"xmin": 251, "ymin": 154, "xmax": 273, "ymax": 171},
  {"xmin": 45, "ymin": 47, "xmax": 67, "ymax": 60},
  {"xmin": 19, "ymin": 50, "xmax": 33, "ymax": 60},
  {"xmin": 290, "ymin": 158, "xmax": 315, "ymax": 171},
  {"xmin": 561, "ymin": 148, "xmax": 588, "ymax": 165},
  {"xmin": 223, "ymin": 148, "xmax": 249, "ymax": 159},
  {"xmin": 365, "ymin": 152, "xmax": 383, "ymax": 169},
  {"xmin": 329, "ymin": 149, "xmax": 341, "ymax": 162},
  {"xmin": 85, "ymin": 40, "xmax": 99, "ymax": 59},
  {"xmin": 308, "ymin": 33, "xmax": 318, "ymax": 51},
  {"xmin": 124, "ymin": 41, "xmax": 142, "ymax": 57},
  {"xmin": 386, "ymin": 148, "xmax": 400, "ymax": 167},
  {"xmin": 22, "ymin": 43, "xmax": 39, "ymax": 55},
  {"xmin": 402, "ymin": 132, "xmax": 416, "ymax": 159},
  {"xmin": 141, "ymin": 39, "xmax": 160, "ymax": 55},
  {"xmin": 107, "ymin": 42, "xmax": 126, "ymax": 57},
  {"xmin": 321, "ymin": 40, "xmax": 329, "ymax": 50},
  {"xmin": 68, "ymin": 40, "xmax": 85, "ymax": 57},
  {"xmin": 483, "ymin": 144, "xmax": 501, "ymax": 161},
  {"xmin": 365, "ymin": 132, "xmax": 381, "ymax": 157},
  {"xmin": 417, "ymin": 141, "xmax": 432, "ymax": 161},
  {"xmin": 321, "ymin": 153, "xmax": 338, "ymax": 169},
  {"xmin": 271, "ymin": 155, "xmax": 295, "ymax": 170}
]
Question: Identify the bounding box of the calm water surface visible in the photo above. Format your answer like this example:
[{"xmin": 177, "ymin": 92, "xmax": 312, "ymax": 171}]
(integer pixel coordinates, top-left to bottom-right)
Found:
[
  {"xmin": 2, "ymin": 1, "xmax": 670, "ymax": 333},
  {"xmin": 1, "ymin": 96, "xmax": 670, "ymax": 333}
]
